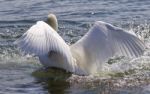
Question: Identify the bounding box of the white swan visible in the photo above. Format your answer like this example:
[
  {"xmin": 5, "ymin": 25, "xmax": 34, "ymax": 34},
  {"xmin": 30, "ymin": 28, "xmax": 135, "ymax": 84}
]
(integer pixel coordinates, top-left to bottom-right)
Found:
[{"xmin": 15, "ymin": 14, "xmax": 146, "ymax": 75}]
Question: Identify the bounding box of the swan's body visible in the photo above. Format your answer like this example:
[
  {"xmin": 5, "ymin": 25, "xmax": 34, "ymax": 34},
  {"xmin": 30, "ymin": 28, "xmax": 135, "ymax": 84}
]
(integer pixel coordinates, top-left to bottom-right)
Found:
[{"xmin": 15, "ymin": 14, "xmax": 145, "ymax": 75}]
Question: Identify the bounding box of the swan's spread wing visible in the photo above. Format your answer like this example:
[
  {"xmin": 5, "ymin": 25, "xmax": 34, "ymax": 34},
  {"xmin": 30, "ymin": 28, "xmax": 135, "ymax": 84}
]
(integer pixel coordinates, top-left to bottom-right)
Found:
[
  {"xmin": 72, "ymin": 21, "xmax": 145, "ymax": 64},
  {"xmin": 15, "ymin": 21, "xmax": 70, "ymax": 56},
  {"xmin": 15, "ymin": 21, "xmax": 77, "ymax": 72}
]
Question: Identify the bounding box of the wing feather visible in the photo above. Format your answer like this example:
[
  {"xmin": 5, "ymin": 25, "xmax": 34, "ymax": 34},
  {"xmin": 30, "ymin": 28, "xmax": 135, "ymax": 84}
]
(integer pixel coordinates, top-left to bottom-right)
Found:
[
  {"xmin": 15, "ymin": 21, "xmax": 70, "ymax": 57},
  {"xmin": 71, "ymin": 21, "xmax": 146, "ymax": 66}
]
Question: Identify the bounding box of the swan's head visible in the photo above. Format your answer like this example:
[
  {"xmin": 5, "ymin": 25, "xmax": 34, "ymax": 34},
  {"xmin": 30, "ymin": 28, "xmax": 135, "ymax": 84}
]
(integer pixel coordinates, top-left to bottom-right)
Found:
[{"xmin": 46, "ymin": 13, "xmax": 58, "ymax": 31}]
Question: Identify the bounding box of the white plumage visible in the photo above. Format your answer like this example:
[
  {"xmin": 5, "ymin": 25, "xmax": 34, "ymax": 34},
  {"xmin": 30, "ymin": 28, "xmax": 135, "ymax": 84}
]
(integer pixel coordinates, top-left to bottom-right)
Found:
[
  {"xmin": 15, "ymin": 14, "xmax": 145, "ymax": 75},
  {"xmin": 16, "ymin": 21, "xmax": 77, "ymax": 73}
]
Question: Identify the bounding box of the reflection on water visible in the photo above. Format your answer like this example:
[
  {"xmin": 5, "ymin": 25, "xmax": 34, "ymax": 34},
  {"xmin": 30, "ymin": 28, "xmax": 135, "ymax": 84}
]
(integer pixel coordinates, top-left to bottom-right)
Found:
[
  {"xmin": 33, "ymin": 68, "xmax": 71, "ymax": 94},
  {"xmin": 32, "ymin": 67, "xmax": 150, "ymax": 94}
]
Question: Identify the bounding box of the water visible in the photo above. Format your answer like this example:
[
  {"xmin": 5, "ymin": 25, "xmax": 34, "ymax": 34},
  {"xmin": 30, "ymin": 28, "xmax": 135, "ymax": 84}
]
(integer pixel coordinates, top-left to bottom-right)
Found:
[{"xmin": 0, "ymin": 0, "xmax": 150, "ymax": 94}]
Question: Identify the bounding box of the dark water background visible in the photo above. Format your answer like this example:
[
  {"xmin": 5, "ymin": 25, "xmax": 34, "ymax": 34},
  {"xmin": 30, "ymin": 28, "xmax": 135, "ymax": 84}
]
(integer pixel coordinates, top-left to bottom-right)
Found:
[{"xmin": 0, "ymin": 0, "xmax": 150, "ymax": 94}]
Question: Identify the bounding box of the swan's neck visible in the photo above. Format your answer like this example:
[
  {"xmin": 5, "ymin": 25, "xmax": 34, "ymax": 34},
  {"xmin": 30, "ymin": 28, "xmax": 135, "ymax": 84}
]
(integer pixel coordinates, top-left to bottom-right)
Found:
[{"xmin": 46, "ymin": 14, "xmax": 58, "ymax": 31}]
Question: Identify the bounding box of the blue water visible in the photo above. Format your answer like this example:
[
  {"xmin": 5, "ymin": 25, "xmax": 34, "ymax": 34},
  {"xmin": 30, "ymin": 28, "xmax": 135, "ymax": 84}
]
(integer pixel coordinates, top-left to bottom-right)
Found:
[{"xmin": 0, "ymin": 0, "xmax": 150, "ymax": 94}]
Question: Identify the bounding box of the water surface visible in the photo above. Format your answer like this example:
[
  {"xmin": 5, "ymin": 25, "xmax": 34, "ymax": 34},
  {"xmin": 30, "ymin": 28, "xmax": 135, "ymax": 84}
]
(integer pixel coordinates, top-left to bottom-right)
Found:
[{"xmin": 0, "ymin": 0, "xmax": 150, "ymax": 94}]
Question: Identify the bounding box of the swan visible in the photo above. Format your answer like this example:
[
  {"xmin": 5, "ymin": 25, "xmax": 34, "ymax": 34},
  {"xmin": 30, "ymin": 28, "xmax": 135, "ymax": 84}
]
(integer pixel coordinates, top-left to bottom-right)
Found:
[{"xmin": 15, "ymin": 13, "xmax": 146, "ymax": 75}]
